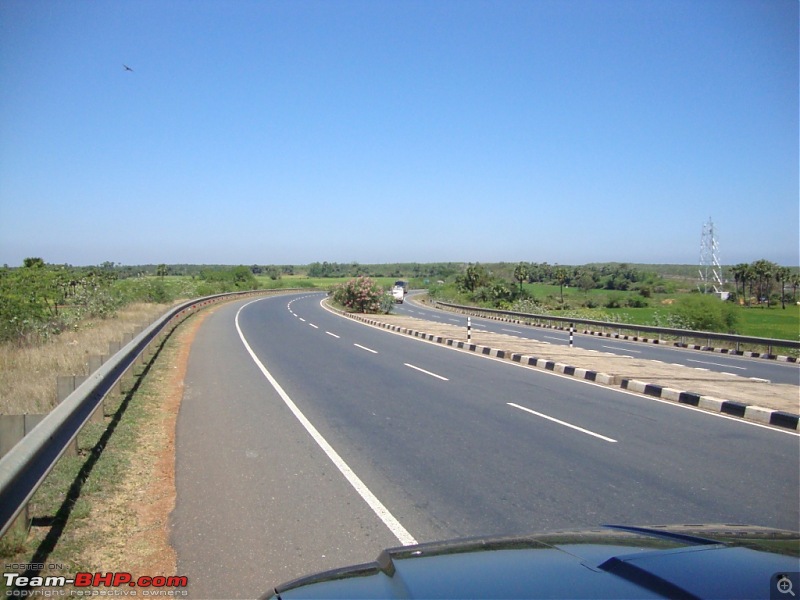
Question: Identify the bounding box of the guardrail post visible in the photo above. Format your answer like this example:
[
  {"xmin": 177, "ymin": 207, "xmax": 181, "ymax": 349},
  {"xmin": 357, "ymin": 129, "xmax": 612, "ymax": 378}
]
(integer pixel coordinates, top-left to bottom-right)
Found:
[
  {"xmin": 0, "ymin": 414, "xmax": 24, "ymax": 460},
  {"xmin": 57, "ymin": 377, "xmax": 86, "ymax": 454},
  {"xmin": 87, "ymin": 354, "xmax": 103, "ymax": 375}
]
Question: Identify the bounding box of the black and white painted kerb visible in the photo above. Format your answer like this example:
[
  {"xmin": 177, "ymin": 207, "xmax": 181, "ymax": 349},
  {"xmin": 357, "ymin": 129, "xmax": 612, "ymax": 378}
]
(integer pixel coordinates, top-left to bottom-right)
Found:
[{"xmin": 326, "ymin": 303, "xmax": 800, "ymax": 432}]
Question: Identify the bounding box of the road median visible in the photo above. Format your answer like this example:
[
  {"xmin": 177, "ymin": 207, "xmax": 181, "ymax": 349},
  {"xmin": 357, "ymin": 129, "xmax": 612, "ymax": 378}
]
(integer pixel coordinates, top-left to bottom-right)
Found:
[{"xmin": 324, "ymin": 302, "xmax": 799, "ymax": 431}]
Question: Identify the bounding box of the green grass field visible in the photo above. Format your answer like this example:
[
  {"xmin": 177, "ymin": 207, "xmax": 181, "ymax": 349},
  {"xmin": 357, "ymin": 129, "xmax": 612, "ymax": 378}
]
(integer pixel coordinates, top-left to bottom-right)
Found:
[{"xmin": 507, "ymin": 283, "xmax": 799, "ymax": 341}]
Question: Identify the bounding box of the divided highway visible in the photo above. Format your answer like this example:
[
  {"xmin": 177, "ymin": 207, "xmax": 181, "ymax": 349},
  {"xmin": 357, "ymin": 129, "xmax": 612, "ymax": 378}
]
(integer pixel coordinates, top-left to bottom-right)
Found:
[
  {"xmin": 395, "ymin": 295, "xmax": 800, "ymax": 385},
  {"xmin": 171, "ymin": 292, "xmax": 799, "ymax": 598}
]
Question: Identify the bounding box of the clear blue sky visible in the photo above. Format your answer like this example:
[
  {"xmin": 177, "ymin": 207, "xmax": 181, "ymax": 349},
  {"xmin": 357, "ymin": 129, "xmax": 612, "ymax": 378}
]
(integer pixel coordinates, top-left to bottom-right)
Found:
[{"xmin": 1, "ymin": 0, "xmax": 797, "ymax": 267}]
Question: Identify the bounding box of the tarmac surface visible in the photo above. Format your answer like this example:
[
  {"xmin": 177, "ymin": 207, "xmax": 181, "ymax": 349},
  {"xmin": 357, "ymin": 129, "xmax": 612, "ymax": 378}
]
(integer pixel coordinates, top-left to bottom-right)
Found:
[{"xmin": 334, "ymin": 307, "xmax": 800, "ymax": 425}]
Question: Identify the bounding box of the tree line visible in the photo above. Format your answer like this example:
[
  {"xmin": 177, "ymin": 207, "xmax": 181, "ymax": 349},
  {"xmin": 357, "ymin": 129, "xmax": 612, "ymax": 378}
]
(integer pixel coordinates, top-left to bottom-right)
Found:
[{"xmin": 729, "ymin": 260, "xmax": 799, "ymax": 309}]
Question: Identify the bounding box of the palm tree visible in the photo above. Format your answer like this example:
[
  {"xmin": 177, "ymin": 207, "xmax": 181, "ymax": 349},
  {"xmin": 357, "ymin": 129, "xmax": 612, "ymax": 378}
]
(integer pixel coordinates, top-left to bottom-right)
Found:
[
  {"xmin": 513, "ymin": 263, "xmax": 529, "ymax": 294},
  {"xmin": 776, "ymin": 266, "xmax": 791, "ymax": 309},
  {"xmin": 554, "ymin": 267, "xmax": 568, "ymax": 303},
  {"xmin": 751, "ymin": 259, "xmax": 777, "ymax": 307},
  {"xmin": 791, "ymin": 273, "xmax": 800, "ymax": 304},
  {"xmin": 731, "ymin": 263, "xmax": 749, "ymax": 303}
]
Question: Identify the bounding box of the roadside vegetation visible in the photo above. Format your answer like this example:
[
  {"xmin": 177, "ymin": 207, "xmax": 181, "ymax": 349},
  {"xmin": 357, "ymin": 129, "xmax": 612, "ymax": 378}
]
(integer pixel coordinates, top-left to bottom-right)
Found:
[
  {"xmin": 1, "ymin": 258, "xmax": 797, "ymax": 414},
  {"xmin": 425, "ymin": 261, "xmax": 799, "ymax": 340}
]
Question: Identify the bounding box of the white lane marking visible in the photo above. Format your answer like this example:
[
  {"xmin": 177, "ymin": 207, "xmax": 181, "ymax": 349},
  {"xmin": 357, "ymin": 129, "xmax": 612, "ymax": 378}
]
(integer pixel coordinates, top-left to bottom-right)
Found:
[
  {"xmin": 404, "ymin": 363, "xmax": 449, "ymax": 381},
  {"xmin": 543, "ymin": 335, "xmax": 563, "ymax": 341},
  {"xmin": 235, "ymin": 300, "xmax": 416, "ymax": 546},
  {"xmin": 448, "ymin": 318, "xmax": 460, "ymax": 323},
  {"xmin": 354, "ymin": 343, "xmax": 378, "ymax": 354},
  {"xmin": 502, "ymin": 328, "xmax": 522, "ymax": 334},
  {"xmin": 326, "ymin": 331, "xmax": 340, "ymax": 338},
  {"xmin": 299, "ymin": 318, "xmax": 306, "ymax": 322},
  {"xmin": 309, "ymin": 323, "xmax": 319, "ymax": 329},
  {"xmin": 319, "ymin": 298, "xmax": 800, "ymax": 437},
  {"xmin": 687, "ymin": 359, "xmax": 746, "ymax": 370},
  {"xmin": 507, "ymin": 403, "xmax": 618, "ymax": 443},
  {"xmin": 602, "ymin": 345, "xmax": 642, "ymax": 354}
]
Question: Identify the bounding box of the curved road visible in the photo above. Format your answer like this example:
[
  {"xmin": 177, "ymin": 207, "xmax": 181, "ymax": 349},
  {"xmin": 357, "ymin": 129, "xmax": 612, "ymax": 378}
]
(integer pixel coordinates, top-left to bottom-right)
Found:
[
  {"xmin": 171, "ymin": 293, "xmax": 799, "ymax": 598},
  {"xmin": 395, "ymin": 294, "xmax": 800, "ymax": 385}
]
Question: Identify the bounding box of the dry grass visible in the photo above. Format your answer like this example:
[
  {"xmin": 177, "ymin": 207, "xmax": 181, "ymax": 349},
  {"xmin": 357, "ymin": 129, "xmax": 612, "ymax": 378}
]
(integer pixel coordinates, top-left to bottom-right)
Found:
[{"xmin": 0, "ymin": 303, "xmax": 173, "ymax": 414}]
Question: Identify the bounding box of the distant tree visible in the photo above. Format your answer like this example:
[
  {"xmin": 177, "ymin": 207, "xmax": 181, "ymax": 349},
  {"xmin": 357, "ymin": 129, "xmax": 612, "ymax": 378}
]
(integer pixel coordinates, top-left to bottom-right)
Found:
[
  {"xmin": 751, "ymin": 259, "xmax": 777, "ymax": 307},
  {"xmin": 156, "ymin": 264, "xmax": 168, "ymax": 279},
  {"xmin": 791, "ymin": 273, "xmax": 800, "ymax": 303},
  {"xmin": 577, "ymin": 271, "xmax": 596, "ymax": 294},
  {"xmin": 776, "ymin": 266, "xmax": 791, "ymax": 309},
  {"xmin": 23, "ymin": 257, "xmax": 45, "ymax": 269},
  {"xmin": 554, "ymin": 267, "xmax": 568, "ymax": 303},
  {"xmin": 731, "ymin": 263, "xmax": 750, "ymax": 304},
  {"xmin": 513, "ymin": 263, "xmax": 529, "ymax": 294},
  {"xmin": 457, "ymin": 263, "xmax": 490, "ymax": 293}
]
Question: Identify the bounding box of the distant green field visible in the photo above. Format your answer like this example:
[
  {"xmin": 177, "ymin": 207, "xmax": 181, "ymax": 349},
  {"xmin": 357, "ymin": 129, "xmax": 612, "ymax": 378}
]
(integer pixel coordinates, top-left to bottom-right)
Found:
[
  {"xmin": 598, "ymin": 305, "xmax": 798, "ymax": 339},
  {"xmin": 477, "ymin": 283, "xmax": 799, "ymax": 341},
  {"xmin": 256, "ymin": 274, "xmax": 402, "ymax": 290}
]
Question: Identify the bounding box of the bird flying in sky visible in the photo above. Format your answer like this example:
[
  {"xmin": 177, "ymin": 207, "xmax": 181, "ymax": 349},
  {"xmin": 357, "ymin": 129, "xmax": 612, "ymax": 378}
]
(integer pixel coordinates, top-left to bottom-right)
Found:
[{"xmin": 123, "ymin": 64, "xmax": 133, "ymax": 72}]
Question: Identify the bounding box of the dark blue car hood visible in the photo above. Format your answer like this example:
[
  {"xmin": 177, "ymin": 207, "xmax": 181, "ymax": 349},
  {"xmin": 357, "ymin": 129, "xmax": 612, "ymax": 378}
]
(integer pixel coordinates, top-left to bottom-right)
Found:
[{"xmin": 265, "ymin": 524, "xmax": 800, "ymax": 599}]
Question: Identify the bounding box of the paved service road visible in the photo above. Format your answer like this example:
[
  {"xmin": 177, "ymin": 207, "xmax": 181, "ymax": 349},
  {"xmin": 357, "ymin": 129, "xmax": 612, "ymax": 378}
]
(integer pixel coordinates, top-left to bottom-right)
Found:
[{"xmin": 171, "ymin": 292, "xmax": 800, "ymax": 599}]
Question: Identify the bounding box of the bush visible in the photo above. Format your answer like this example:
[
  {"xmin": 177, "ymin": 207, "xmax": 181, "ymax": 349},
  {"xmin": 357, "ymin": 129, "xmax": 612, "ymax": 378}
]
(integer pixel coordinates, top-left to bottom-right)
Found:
[
  {"xmin": 673, "ymin": 294, "xmax": 738, "ymax": 332},
  {"xmin": 626, "ymin": 296, "xmax": 649, "ymax": 308},
  {"xmin": 332, "ymin": 276, "xmax": 389, "ymax": 314}
]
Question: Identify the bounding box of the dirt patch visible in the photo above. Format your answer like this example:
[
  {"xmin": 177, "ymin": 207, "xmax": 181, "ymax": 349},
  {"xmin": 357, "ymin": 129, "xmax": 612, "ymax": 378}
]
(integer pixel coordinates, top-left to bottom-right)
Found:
[{"xmin": 77, "ymin": 306, "xmax": 216, "ymax": 578}]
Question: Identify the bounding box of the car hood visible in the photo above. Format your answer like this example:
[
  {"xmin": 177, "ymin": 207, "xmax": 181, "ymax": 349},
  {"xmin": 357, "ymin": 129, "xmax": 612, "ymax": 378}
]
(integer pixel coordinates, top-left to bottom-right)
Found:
[{"xmin": 264, "ymin": 524, "xmax": 800, "ymax": 599}]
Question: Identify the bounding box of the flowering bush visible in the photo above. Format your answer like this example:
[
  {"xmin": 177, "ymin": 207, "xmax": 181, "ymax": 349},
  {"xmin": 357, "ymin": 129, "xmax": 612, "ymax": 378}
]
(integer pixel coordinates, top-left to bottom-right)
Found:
[{"xmin": 332, "ymin": 276, "xmax": 392, "ymax": 314}]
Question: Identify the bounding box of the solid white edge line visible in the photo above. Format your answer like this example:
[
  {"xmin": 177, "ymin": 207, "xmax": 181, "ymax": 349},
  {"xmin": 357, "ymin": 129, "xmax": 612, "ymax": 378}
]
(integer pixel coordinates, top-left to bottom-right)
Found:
[
  {"xmin": 235, "ymin": 299, "xmax": 417, "ymax": 546},
  {"xmin": 508, "ymin": 403, "xmax": 618, "ymax": 443},
  {"xmin": 317, "ymin": 297, "xmax": 800, "ymax": 437},
  {"xmin": 404, "ymin": 363, "xmax": 449, "ymax": 381}
]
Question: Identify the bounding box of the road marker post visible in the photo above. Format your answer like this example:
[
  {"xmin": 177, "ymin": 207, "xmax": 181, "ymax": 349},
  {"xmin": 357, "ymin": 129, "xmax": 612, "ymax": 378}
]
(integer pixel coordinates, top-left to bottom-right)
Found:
[
  {"xmin": 467, "ymin": 317, "xmax": 471, "ymax": 342},
  {"xmin": 570, "ymin": 324, "xmax": 574, "ymax": 347}
]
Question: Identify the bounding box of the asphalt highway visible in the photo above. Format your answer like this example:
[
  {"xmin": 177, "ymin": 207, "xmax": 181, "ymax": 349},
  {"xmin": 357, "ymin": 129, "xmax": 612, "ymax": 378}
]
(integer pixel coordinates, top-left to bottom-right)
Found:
[
  {"xmin": 395, "ymin": 294, "xmax": 800, "ymax": 385},
  {"xmin": 171, "ymin": 292, "xmax": 800, "ymax": 598}
]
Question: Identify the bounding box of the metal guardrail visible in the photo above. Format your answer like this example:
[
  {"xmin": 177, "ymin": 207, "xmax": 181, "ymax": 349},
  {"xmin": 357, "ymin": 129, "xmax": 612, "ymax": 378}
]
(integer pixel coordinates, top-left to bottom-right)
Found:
[
  {"xmin": 0, "ymin": 288, "xmax": 309, "ymax": 538},
  {"xmin": 433, "ymin": 301, "xmax": 800, "ymax": 356}
]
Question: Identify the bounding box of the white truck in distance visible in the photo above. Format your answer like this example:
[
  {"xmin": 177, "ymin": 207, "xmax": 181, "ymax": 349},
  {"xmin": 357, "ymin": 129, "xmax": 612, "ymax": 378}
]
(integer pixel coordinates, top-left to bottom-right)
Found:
[{"xmin": 391, "ymin": 286, "xmax": 405, "ymax": 303}]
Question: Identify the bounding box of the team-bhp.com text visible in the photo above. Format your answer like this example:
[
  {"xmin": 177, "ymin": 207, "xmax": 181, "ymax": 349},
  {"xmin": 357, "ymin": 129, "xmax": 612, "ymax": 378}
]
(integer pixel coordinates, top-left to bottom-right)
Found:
[{"xmin": 4, "ymin": 573, "xmax": 188, "ymax": 597}]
